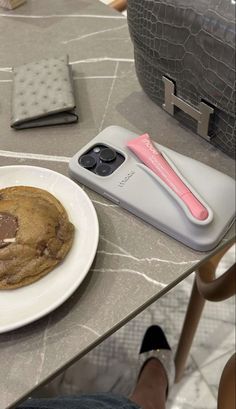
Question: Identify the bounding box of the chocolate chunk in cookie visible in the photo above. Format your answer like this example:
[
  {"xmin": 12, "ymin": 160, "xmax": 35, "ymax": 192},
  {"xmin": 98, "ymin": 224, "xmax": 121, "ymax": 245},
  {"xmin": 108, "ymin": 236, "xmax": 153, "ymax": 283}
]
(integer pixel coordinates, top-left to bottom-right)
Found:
[{"xmin": 0, "ymin": 212, "xmax": 18, "ymax": 248}]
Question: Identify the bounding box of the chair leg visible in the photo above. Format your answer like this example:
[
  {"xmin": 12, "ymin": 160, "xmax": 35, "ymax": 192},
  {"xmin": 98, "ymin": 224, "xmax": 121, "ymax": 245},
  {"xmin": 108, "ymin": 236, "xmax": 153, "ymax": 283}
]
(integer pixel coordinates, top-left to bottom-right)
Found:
[
  {"xmin": 175, "ymin": 277, "xmax": 206, "ymax": 382},
  {"xmin": 217, "ymin": 353, "xmax": 236, "ymax": 409}
]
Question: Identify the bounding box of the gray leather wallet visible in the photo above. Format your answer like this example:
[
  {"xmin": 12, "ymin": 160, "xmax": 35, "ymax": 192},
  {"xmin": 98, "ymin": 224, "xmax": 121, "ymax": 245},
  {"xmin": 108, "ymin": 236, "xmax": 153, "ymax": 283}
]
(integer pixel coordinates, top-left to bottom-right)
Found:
[{"xmin": 11, "ymin": 55, "xmax": 78, "ymax": 129}]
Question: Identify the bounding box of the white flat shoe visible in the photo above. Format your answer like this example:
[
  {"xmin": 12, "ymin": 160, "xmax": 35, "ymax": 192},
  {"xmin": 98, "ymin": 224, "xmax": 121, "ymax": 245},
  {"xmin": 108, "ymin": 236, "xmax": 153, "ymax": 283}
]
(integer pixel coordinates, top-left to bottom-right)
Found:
[{"xmin": 138, "ymin": 325, "xmax": 175, "ymax": 395}]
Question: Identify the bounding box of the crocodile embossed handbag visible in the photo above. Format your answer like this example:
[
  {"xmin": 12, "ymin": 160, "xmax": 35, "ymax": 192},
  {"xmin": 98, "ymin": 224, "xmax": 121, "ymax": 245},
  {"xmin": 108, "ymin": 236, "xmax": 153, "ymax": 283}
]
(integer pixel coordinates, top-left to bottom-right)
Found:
[{"xmin": 127, "ymin": 0, "xmax": 235, "ymax": 158}]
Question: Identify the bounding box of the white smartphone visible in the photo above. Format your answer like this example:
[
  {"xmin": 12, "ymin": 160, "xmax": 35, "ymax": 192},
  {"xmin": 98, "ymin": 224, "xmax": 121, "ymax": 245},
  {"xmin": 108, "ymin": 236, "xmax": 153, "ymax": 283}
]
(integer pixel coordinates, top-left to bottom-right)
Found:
[{"xmin": 69, "ymin": 126, "xmax": 235, "ymax": 251}]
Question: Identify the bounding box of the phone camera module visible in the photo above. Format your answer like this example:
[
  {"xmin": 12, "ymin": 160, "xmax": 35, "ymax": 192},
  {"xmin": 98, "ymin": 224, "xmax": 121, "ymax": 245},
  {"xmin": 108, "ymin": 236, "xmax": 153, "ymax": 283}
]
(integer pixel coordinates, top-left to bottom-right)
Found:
[
  {"xmin": 99, "ymin": 148, "xmax": 116, "ymax": 163},
  {"xmin": 79, "ymin": 154, "xmax": 96, "ymax": 169},
  {"xmin": 78, "ymin": 145, "xmax": 124, "ymax": 176},
  {"xmin": 96, "ymin": 163, "xmax": 112, "ymax": 177}
]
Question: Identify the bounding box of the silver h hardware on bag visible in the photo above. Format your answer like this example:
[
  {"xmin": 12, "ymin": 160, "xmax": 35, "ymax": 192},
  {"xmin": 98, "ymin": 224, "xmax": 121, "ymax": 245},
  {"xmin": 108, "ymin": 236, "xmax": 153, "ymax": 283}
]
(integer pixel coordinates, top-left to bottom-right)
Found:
[{"xmin": 162, "ymin": 77, "xmax": 214, "ymax": 142}]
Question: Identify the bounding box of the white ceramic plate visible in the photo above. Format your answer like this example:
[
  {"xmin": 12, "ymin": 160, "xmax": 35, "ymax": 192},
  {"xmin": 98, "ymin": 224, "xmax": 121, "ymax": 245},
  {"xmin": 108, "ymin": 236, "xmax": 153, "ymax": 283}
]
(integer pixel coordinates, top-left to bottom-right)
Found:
[{"xmin": 0, "ymin": 166, "xmax": 99, "ymax": 333}]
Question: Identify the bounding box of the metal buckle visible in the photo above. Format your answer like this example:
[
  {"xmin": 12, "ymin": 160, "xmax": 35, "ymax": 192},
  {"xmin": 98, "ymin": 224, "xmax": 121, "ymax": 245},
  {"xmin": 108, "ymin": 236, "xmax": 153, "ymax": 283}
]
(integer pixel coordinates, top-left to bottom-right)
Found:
[{"xmin": 162, "ymin": 76, "xmax": 214, "ymax": 141}]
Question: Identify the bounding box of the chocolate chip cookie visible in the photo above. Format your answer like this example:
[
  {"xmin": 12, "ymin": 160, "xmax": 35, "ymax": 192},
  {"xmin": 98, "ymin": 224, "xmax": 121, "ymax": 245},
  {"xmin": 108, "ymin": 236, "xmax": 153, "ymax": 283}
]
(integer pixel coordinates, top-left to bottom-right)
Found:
[{"xmin": 0, "ymin": 186, "xmax": 74, "ymax": 289}]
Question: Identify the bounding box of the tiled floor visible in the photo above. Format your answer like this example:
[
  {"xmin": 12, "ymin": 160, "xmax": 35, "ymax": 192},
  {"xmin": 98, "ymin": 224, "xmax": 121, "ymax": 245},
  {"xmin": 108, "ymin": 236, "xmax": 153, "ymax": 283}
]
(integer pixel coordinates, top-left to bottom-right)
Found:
[{"xmin": 37, "ymin": 245, "xmax": 235, "ymax": 409}]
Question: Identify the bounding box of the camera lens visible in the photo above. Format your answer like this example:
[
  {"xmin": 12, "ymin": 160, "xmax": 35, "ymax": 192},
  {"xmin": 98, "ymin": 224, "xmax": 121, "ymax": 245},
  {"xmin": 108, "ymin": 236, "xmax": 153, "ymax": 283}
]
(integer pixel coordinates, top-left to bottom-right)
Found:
[
  {"xmin": 96, "ymin": 163, "xmax": 112, "ymax": 177},
  {"xmin": 99, "ymin": 148, "xmax": 116, "ymax": 162},
  {"xmin": 79, "ymin": 154, "xmax": 96, "ymax": 169}
]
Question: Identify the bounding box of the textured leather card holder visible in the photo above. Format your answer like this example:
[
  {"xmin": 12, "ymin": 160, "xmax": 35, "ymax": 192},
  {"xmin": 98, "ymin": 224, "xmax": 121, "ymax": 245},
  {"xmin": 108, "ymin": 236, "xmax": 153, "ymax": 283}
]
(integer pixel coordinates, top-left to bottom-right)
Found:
[{"xmin": 11, "ymin": 55, "xmax": 78, "ymax": 129}]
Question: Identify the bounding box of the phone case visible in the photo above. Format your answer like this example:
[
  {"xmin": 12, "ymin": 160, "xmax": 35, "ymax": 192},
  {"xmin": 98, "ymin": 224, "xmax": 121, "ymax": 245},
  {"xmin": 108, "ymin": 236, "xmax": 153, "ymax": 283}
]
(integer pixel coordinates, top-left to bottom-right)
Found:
[{"xmin": 69, "ymin": 126, "xmax": 235, "ymax": 251}]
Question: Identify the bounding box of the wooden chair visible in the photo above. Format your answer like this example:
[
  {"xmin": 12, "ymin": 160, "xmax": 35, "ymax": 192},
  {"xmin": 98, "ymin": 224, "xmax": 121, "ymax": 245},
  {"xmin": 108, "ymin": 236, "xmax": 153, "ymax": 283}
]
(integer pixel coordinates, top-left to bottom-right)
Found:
[
  {"xmin": 217, "ymin": 352, "xmax": 235, "ymax": 409},
  {"xmin": 110, "ymin": 0, "xmax": 127, "ymax": 12},
  {"xmin": 175, "ymin": 241, "xmax": 236, "ymax": 409}
]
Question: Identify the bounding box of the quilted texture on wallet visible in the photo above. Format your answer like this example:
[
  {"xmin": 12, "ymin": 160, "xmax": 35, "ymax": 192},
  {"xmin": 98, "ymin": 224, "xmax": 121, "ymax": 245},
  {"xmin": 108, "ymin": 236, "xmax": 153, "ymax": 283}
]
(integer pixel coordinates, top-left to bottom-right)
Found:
[
  {"xmin": 11, "ymin": 55, "xmax": 76, "ymax": 127},
  {"xmin": 127, "ymin": 0, "xmax": 236, "ymax": 158}
]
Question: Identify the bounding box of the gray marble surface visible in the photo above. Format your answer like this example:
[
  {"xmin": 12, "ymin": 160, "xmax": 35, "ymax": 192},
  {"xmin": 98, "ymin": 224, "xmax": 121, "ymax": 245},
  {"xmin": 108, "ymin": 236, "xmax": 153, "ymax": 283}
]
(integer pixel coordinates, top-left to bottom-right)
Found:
[{"xmin": 0, "ymin": 1, "xmax": 235, "ymax": 409}]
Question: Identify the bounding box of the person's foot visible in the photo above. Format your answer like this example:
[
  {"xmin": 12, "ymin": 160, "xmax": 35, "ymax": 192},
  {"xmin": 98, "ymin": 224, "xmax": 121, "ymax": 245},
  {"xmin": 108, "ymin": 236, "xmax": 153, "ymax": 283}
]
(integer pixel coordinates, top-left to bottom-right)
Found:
[
  {"xmin": 130, "ymin": 325, "xmax": 175, "ymax": 409},
  {"xmin": 130, "ymin": 358, "xmax": 168, "ymax": 409}
]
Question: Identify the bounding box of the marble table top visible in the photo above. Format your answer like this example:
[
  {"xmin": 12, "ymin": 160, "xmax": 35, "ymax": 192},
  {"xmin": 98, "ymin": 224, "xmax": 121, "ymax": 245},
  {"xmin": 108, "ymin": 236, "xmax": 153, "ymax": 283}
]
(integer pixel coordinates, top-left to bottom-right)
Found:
[{"xmin": 0, "ymin": 1, "xmax": 235, "ymax": 408}]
